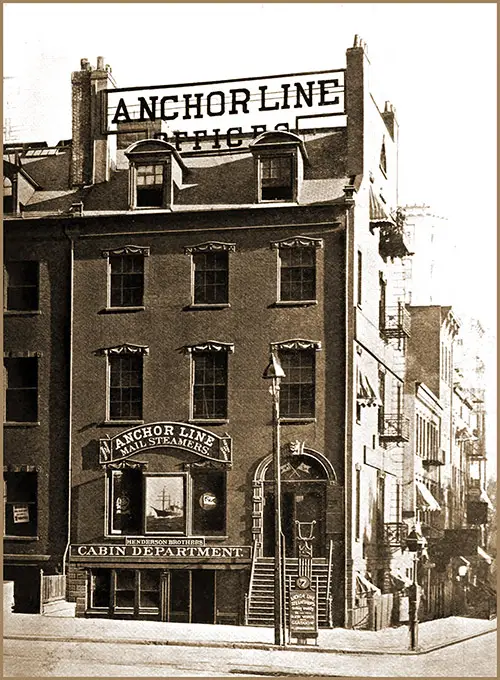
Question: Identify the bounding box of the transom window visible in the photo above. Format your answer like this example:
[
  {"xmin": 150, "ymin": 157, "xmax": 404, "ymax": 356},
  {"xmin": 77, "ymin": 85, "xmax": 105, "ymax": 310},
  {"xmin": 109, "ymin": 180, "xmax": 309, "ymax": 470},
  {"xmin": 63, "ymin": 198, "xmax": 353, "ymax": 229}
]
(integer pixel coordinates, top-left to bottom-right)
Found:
[
  {"xmin": 136, "ymin": 165, "xmax": 164, "ymax": 207},
  {"xmin": 261, "ymin": 155, "xmax": 293, "ymax": 201},
  {"xmin": 193, "ymin": 252, "xmax": 228, "ymax": 305},
  {"xmin": 4, "ymin": 356, "xmax": 38, "ymax": 423},
  {"xmin": 4, "ymin": 470, "xmax": 38, "ymax": 537},
  {"xmin": 193, "ymin": 352, "xmax": 228, "ymax": 420},
  {"xmin": 4, "ymin": 261, "xmax": 39, "ymax": 311},
  {"xmin": 109, "ymin": 354, "xmax": 143, "ymax": 421},
  {"xmin": 279, "ymin": 246, "xmax": 316, "ymax": 301},
  {"xmin": 279, "ymin": 349, "xmax": 315, "ymax": 418}
]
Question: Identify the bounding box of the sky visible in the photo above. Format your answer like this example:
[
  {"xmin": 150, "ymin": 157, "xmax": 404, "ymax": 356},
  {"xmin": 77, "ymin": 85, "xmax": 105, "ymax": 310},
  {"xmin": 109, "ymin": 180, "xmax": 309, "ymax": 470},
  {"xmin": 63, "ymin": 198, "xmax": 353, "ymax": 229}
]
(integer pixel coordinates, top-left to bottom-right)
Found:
[{"xmin": 3, "ymin": 2, "xmax": 497, "ymax": 462}]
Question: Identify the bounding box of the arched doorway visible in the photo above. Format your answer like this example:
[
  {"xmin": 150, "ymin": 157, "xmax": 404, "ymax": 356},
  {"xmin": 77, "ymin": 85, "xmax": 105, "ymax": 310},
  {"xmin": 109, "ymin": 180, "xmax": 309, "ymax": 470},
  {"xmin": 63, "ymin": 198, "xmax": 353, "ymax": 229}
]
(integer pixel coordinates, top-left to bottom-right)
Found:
[{"xmin": 254, "ymin": 447, "xmax": 336, "ymax": 559}]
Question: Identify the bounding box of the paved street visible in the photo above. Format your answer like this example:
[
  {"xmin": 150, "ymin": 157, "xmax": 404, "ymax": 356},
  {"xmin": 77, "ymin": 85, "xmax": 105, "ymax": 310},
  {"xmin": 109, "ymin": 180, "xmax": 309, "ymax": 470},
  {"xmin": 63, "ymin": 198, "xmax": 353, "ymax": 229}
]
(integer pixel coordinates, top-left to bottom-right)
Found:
[{"xmin": 4, "ymin": 630, "xmax": 496, "ymax": 677}]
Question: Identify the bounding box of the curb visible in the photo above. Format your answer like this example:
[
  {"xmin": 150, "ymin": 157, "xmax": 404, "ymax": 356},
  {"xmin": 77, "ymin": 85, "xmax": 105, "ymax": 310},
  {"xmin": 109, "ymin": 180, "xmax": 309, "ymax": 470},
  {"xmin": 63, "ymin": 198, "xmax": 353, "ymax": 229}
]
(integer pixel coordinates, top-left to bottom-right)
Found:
[{"xmin": 4, "ymin": 625, "xmax": 496, "ymax": 656}]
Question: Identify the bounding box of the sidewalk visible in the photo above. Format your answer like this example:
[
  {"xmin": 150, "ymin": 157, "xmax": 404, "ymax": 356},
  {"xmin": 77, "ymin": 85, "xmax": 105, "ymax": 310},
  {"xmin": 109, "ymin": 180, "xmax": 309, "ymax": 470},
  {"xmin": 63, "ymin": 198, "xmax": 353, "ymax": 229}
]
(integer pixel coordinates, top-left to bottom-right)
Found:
[{"xmin": 4, "ymin": 612, "xmax": 496, "ymax": 655}]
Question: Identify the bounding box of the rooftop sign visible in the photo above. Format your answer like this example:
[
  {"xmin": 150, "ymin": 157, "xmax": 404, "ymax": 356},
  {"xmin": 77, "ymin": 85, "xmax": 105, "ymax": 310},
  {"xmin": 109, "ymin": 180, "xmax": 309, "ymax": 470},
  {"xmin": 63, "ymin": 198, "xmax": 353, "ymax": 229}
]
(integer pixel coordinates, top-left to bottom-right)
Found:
[{"xmin": 104, "ymin": 69, "xmax": 345, "ymax": 146}]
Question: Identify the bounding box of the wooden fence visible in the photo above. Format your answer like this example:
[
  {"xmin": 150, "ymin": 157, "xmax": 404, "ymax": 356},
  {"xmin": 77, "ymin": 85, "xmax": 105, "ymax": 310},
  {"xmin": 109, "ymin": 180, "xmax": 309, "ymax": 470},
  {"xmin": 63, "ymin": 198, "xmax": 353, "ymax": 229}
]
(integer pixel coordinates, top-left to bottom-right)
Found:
[{"xmin": 41, "ymin": 575, "xmax": 66, "ymax": 605}]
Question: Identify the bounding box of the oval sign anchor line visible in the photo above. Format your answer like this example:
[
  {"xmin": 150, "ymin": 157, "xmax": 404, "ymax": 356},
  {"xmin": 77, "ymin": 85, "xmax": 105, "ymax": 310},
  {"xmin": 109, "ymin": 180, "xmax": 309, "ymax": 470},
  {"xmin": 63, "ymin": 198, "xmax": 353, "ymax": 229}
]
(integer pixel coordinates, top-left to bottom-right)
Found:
[{"xmin": 99, "ymin": 422, "xmax": 232, "ymax": 466}]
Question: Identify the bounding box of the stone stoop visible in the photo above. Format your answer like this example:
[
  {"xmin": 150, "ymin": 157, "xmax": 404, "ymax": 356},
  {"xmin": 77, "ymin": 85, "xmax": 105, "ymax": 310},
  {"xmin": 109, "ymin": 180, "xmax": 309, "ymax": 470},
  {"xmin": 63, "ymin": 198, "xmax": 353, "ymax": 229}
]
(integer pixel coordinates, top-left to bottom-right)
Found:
[{"xmin": 42, "ymin": 600, "xmax": 77, "ymax": 617}]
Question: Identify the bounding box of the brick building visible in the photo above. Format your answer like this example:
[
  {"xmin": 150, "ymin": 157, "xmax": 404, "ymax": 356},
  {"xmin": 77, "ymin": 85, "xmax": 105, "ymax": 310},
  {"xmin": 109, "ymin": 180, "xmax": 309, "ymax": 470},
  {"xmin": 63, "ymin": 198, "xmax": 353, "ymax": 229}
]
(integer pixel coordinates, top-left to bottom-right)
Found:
[{"xmin": 4, "ymin": 37, "xmax": 423, "ymax": 627}]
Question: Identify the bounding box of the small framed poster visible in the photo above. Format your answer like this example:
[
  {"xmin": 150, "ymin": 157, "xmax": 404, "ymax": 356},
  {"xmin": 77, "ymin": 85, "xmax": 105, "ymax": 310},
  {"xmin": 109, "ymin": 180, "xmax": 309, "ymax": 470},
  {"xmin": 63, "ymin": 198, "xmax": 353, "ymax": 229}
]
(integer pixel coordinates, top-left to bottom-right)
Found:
[{"xmin": 144, "ymin": 474, "xmax": 186, "ymax": 534}]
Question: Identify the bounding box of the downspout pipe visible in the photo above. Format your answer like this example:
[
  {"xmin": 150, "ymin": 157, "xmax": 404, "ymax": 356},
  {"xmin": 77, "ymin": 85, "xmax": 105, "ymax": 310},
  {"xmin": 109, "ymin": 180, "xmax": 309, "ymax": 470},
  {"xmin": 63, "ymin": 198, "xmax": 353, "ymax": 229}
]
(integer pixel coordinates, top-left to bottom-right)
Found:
[
  {"xmin": 343, "ymin": 186, "xmax": 356, "ymax": 629},
  {"xmin": 62, "ymin": 225, "xmax": 77, "ymax": 577}
]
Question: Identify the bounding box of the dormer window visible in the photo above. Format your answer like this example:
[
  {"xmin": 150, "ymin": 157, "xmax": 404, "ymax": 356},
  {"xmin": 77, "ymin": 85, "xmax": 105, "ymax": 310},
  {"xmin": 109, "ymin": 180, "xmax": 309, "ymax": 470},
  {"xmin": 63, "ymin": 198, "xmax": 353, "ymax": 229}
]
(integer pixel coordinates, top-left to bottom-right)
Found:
[
  {"xmin": 125, "ymin": 139, "xmax": 187, "ymax": 210},
  {"xmin": 136, "ymin": 164, "xmax": 164, "ymax": 207},
  {"xmin": 250, "ymin": 131, "xmax": 308, "ymax": 204},
  {"xmin": 261, "ymin": 155, "xmax": 293, "ymax": 201}
]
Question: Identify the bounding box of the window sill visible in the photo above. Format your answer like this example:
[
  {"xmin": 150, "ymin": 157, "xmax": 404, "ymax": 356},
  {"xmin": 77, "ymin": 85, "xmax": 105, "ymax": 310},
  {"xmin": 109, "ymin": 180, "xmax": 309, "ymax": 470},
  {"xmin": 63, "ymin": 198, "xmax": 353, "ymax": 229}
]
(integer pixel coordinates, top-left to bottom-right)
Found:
[
  {"xmin": 99, "ymin": 306, "xmax": 145, "ymax": 314},
  {"xmin": 4, "ymin": 421, "xmax": 40, "ymax": 428},
  {"xmin": 4, "ymin": 310, "xmax": 41, "ymax": 316},
  {"xmin": 271, "ymin": 300, "xmax": 318, "ymax": 308},
  {"xmin": 3, "ymin": 535, "xmax": 39, "ymax": 541},
  {"xmin": 189, "ymin": 419, "xmax": 229, "ymax": 426},
  {"xmin": 184, "ymin": 303, "xmax": 231, "ymax": 311},
  {"xmin": 279, "ymin": 417, "xmax": 317, "ymax": 425},
  {"xmin": 258, "ymin": 199, "xmax": 297, "ymax": 205},
  {"xmin": 100, "ymin": 420, "xmax": 145, "ymax": 427}
]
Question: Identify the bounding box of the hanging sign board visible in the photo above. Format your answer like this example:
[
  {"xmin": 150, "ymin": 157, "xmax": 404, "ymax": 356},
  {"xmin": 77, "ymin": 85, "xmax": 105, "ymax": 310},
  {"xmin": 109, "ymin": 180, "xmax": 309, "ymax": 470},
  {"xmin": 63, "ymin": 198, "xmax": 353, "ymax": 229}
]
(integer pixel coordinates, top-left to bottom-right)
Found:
[{"xmin": 99, "ymin": 422, "xmax": 232, "ymax": 466}]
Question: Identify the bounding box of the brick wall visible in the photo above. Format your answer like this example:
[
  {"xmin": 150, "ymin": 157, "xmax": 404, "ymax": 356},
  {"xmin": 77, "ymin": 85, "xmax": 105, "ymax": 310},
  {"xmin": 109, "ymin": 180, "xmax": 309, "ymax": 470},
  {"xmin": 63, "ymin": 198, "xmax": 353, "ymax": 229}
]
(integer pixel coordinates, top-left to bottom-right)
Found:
[
  {"xmin": 71, "ymin": 70, "xmax": 92, "ymax": 186},
  {"xmin": 67, "ymin": 563, "xmax": 88, "ymax": 615}
]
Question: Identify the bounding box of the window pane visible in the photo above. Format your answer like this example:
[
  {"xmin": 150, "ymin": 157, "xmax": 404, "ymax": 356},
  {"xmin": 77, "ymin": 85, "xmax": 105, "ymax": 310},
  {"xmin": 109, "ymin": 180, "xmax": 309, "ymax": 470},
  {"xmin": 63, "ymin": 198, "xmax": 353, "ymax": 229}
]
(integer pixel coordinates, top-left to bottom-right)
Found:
[
  {"xmin": 109, "ymin": 355, "xmax": 143, "ymax": 420},
  {"xmin": 279, "ymin": 350, "xmax": 315, "ymax": 418},
  {"xmin": 280, "ymin": 247, "xmax": 316, "ymax": 301},
  {"xmin": 110, "ymin": 255, "xmax": 144, "ymax": 307},
  {"xmin": 261, "ymin": 156, "xmax": 293, "ymax": 200},
  {"xmin": 139, "ymin": 571, "xmax": 160, "ymax": 609},
  {"xmin": 5, "ymin": 357, "xmax": 37, "ymax": 388},
  {"xmin": 115, "ymin": 569, "xmax": 135, "ymax": 608},
  {"xmin": 110, "ymin": 468, "xmax": 143, "ymax": 534},
  {"xmin": 192, "ymin": 471, "xmax": 226, "ymax": 535},
  {"xmin": 5, "ymin": 262, "xmax": 39, "ymax": 311},
  {"xmin": 4, "ymin": 472, "xmax": 37, "ymax": 537},
  {"xmin": 5, "ymin": 358, "xmax": 38, "ymax": 422},
  {"xmin": 193, "ymin": 252, "xmax": 229, "ymax": 304},
  {"xmin": 193, "ymin": 352, "xmax": 228, "ymax": 419},
  {"xmin": 91, "ymin": 570, "xmax": 111, "ymax": 608}
]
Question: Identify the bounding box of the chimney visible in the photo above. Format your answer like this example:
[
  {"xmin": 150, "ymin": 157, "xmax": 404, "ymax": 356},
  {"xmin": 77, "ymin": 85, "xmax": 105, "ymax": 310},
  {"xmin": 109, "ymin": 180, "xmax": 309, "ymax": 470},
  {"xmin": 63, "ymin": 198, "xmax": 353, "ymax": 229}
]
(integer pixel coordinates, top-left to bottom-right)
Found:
[
  {"xmin": 382, "ymin": 101, "xmax": 398, "ymax": 141},
  {"xmin": 345, "ymin": 36, "xmax": 370, "ymax": 176},
  {"xmin": 70, "ymin": 57, "xmax": 116, "ymax": 187}
]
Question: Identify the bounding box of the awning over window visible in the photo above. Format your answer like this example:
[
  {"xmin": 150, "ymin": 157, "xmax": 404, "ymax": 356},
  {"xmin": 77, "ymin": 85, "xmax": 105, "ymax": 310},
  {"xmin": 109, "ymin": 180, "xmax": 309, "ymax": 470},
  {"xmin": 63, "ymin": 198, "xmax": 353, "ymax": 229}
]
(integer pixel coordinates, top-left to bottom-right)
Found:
[
  {"xmin": 357, "ymin": 372, "xmax": 381, "ymax": 407},
  {"xmin": 477, "ymin": 546, "xmax": 493, "ymax": 565},
  {"xmin": 416, "ymin": 481, "xmax": 441, "ymax": 511},
  {"xmin": 390, "ymin": 570, "xmax": 412, "ymax": 590},
  {"xmin": 356, "ymin": 571, "xmax": 381, "ymax": 596},
  {"xmin": 369, "ymin": 186, "xmax": 393, "ymax": 224},
  {"xmin": 479, "ymin": 488, "xmax": 494, "ymax": 510}
]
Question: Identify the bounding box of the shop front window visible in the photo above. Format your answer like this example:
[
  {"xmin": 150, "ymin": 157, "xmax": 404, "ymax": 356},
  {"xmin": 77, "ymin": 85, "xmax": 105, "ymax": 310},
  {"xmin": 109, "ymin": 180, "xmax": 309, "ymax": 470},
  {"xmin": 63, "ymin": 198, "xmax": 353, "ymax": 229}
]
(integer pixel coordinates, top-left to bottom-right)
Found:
[
  {"xmin": 115, "ymin": 569, "xmax": 135, "ymax": 610},
  {"xmin": 192, "ymin": 469, "xmax": 226, "ymax": 535},
  {"xmin": 144, "ymin": 474, "xmax": 187, "ymax": 535},
  {"xmin": 109, "ymin": 468, "xmax": 143, "ymax": 535}
]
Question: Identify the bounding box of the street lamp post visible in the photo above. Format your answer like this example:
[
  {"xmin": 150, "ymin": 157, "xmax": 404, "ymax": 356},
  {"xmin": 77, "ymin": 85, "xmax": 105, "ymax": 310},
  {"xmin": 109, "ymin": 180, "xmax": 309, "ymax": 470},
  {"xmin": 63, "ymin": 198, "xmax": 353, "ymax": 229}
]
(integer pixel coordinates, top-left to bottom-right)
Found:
[
  {"xmin": 406, "ymin": 526, "xmax": 427, "ymax": 651},
  {"xmin": 263, "ymin": 353, "xmax": 286, "ymax": 646}
]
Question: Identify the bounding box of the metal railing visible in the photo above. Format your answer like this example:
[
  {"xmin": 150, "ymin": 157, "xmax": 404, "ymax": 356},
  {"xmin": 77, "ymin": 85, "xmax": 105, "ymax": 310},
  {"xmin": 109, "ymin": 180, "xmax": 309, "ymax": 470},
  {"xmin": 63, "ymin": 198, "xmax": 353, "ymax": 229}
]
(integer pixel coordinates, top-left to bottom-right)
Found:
[
  {"xmin": 383, "ymin": 522, "xmax": 408, "ymax": 548},
  {"xmin": 326, "ymin": 539, "xmax": 334, "ymax": 627},
  {"xmin": 244, "ymin": 539, "xmax": 260, "ymax": 625},
  {"xmin": 381, "ymin": 302, "xmax": 411, "ymax": 339},
  {"xmin": 379, "ymin": 413, "xmax": 410, "ymax": 442},
  {"xmin": 423, "ymin": 449, "xmax": 446, "ymax": 466}
]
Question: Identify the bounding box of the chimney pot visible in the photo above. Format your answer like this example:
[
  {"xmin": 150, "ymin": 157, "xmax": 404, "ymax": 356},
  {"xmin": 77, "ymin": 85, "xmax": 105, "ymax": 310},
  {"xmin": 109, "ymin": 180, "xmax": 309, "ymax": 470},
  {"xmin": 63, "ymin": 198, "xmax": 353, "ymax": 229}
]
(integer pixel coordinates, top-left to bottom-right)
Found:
[
  {"xmin": 97, "ymin": 56, "xmax": 104, "ymax": 70},
  {"xmin": 80, "ymin": 58, "xmax": 89, "ymax": 70}
]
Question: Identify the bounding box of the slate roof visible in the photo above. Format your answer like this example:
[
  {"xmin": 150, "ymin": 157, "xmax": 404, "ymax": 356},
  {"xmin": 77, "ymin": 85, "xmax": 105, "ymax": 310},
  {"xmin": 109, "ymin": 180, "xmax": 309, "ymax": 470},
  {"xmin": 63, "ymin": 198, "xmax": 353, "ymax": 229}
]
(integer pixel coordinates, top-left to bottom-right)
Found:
[{"xmin": 7, "ymin": 127, "xmax": 351, "ymax": 218}]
